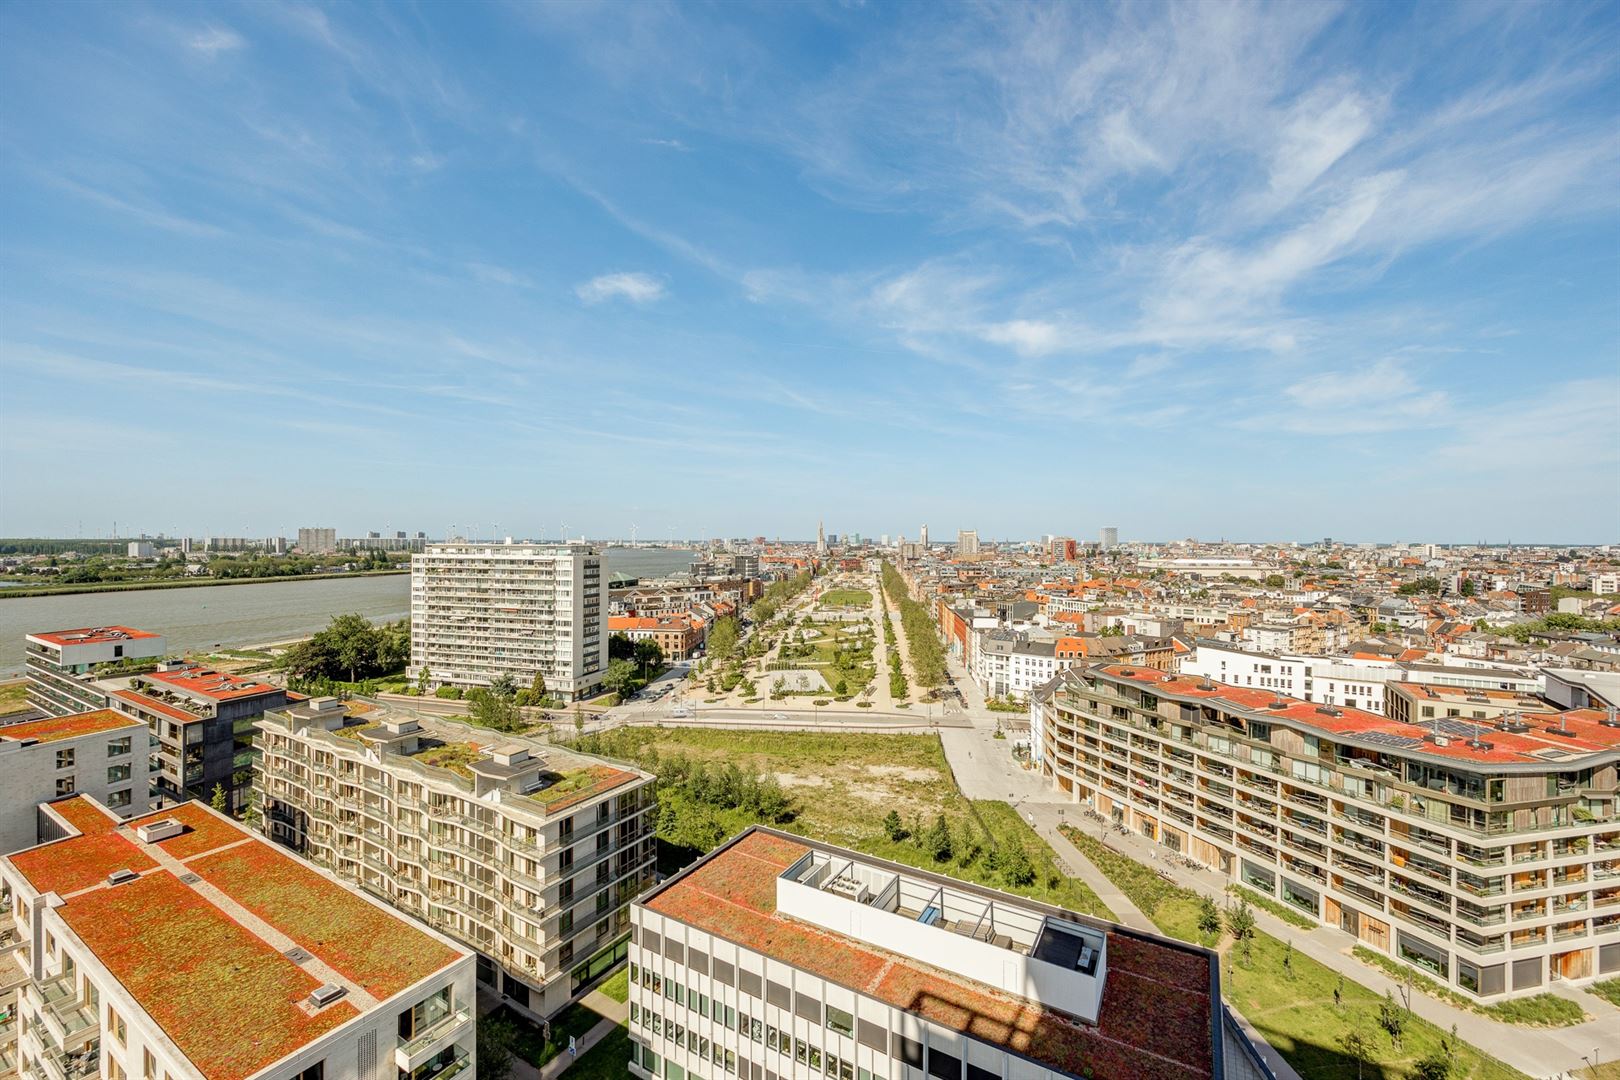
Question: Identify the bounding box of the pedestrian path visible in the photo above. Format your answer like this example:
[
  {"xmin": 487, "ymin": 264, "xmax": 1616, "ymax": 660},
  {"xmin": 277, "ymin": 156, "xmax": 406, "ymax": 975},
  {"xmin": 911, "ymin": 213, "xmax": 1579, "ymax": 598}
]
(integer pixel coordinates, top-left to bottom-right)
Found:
[{"xmin": 537, "ymin": 990, "xmax": 628, "ymax": 1079}]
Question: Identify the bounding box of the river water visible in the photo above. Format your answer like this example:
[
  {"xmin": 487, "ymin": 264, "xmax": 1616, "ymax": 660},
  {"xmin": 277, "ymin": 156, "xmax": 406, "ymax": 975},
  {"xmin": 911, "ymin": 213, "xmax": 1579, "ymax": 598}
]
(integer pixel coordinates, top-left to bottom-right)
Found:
[{"xmin": 0, "ymin": 547, "xmax": 699, "ymax": 675}]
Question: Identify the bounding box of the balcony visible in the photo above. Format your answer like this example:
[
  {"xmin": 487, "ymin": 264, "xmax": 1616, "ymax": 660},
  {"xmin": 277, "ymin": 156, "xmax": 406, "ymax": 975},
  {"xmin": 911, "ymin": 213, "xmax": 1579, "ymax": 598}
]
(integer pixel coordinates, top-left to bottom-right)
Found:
[
  {"xmin": 38, "ymin": 977, "xmax": 97, "ymax": 1049},
  {"xmin": 396, "ymin": 1009, "xmax": 472, "ymax": 1072},
  {"xmin": 1336, "ymin": 876, "xmax": 1384, "ymax": 906}
]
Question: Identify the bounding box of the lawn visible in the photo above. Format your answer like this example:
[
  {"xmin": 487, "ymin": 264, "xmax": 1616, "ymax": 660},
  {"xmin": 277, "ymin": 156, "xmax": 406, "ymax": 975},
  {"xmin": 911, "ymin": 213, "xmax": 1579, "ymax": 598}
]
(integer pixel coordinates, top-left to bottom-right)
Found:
[
  {"xmin": 819, "ymin": 588, "xmax": 872, "ymax": 607},
  {"xmin": 1060, "ymin": 826, "xmax": 1526, "ymax": 1080},
  {"xmin": 566, "ymin": 1022, "xmax": 632, "ymax": 1080},
  {"xmin": 770, "ymin": 620, "xmax": 876, "ymax": 695},
  {"xmin": 0, "ymin": 680, "xmax": 30, "ymax": 717},
  {"xmin": 1589, "ymin": 977, "xmax": 1620, "ymax": 1007},
  {"xmin": 597, "ymin": 966, "xmax": 630, "ymax": 1003},
  {"xmin": 568, "ymin": 726, "xmax": 1112, "ymax": 918}
]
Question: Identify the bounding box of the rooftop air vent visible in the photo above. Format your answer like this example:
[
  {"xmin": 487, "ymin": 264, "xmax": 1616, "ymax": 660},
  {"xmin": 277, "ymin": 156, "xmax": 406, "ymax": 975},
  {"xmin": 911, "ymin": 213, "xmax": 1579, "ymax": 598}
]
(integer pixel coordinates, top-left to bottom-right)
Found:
[
  {"xmin": 136, "ymin": 818, "xmax": 185, "ymax": 843},
  {"xmin": 1465, "ymin": 738, "xmax": 1495, "ymax": 752},
  {"xmin": 1426, "ymin": 734, "xmax": 1451, "ymax": 747},
  {"xmin": 309, "ymin": 984, "xmax": 347, "ymax": 1008},
  {"xmin": 284, "ymin": 947, "xmax": 312, "ymax": 963},
  {"xmin": 107, "ymin": 868, "xmax": 139, "ymax": 886},
  {"xmin": 1267, "ymin": 696, "xmax": 1288, "ymax": 710},
  {"xmin": 1316, "ymin": 706, "xmax": 1342, "ymax": 718},
  {"xmin": 1119, "ymin": 668, "xmax": 1135, "ymax": 676},
  {"xmin": 1545, "ymin": 725, "xmax": 1577, "ymax": 739},
  {"xmin": 1601, "ymin": 708, "xmax": 1620, "ymax": 730}
]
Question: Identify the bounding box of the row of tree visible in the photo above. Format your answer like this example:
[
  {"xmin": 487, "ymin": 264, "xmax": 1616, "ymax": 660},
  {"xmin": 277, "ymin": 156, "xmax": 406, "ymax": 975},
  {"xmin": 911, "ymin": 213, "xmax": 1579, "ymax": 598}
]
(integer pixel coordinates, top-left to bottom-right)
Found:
[
  {"xmin": 749, "ymin": 570, "xmax": 813, "ymax": 623},
  {"xmin": 881, "ymin": 561, "xmax": 945, "ymax": 688}
]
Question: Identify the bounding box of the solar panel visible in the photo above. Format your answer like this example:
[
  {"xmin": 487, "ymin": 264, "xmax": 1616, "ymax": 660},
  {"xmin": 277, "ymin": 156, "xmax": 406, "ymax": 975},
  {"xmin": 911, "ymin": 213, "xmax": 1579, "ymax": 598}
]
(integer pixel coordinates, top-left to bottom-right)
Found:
[
  {"xmin": 1358, "ymin": 731, "xmax": 1423, "ymax": 750},
  {"xmin": 1433, "ymin": 718, "xmax": 1487, "ymax": 739}
]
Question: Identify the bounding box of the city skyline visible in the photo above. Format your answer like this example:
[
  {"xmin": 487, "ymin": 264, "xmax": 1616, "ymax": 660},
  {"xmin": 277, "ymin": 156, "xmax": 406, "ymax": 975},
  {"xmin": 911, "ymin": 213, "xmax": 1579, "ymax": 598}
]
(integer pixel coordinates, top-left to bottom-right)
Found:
[{"xmin": 1, "ymin": 2, "xmax": 1617, "ymax": 542}]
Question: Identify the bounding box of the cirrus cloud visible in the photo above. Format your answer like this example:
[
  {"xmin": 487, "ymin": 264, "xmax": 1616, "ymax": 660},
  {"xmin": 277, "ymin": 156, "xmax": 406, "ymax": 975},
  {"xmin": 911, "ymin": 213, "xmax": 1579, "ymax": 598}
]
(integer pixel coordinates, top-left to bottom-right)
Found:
[{"xmin": 574, "ymin": 271, "xmax": 667, "ymax": 305}]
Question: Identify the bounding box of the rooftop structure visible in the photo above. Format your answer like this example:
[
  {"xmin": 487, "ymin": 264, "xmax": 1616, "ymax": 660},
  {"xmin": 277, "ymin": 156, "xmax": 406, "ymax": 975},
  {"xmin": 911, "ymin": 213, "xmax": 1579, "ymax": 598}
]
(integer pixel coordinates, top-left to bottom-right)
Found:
[
  {"xmin": 22, "ymin": 626, "xmax": 167, "ymax": 718},
  {"xmin": 256, "ymin": 700, "xmax": 656, "ymax": 1019},
  {"xmin": 629, "ymin": 828, "xmax": 1264, "ymax": 1080},
  {"xmin": 1032, "ymin": 663, "xmax": 1620, "ymax": 999},
  {"xmin": 0, "ymin": 795, "xmax": 475, "ymax": 1080},
  {"xmin": 0, "ymin": 711, "xmax": 152, "ymax": 854}
]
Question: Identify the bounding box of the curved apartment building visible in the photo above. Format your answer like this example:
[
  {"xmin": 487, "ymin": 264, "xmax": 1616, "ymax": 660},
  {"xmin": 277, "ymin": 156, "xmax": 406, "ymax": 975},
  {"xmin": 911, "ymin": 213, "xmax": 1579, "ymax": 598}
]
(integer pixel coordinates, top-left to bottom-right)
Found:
[{"xmin": 1031, "ymin": 664, "xmax": 1620, "ymax": 999}]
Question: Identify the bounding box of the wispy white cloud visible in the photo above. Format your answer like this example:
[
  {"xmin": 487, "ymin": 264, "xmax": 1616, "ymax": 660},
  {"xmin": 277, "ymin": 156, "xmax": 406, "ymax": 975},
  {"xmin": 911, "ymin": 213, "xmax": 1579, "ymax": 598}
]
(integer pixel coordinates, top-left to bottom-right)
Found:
[
  {"xmin": 642, "ymin": 137, "xmax": 691, "ymax": 152},
  {"xmin": 186, "ymin": 26, "xmax": 245, "ymax": 56},
  {"xmin": 575, "ymin": 272, "xmax": 667, "ymax": 305}
]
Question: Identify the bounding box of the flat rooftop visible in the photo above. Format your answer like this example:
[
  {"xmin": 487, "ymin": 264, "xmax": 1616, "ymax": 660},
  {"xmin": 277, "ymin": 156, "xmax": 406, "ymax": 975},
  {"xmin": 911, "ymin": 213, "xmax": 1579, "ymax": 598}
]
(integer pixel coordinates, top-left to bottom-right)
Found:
[
  {"xmin": 0, "ymin": 709, "xmax": 141, "ymax": 745},
  {"xmin": 146, "ymin": 664, "xmax": 282, "ymax": 701},
  {"xmin": 28, "ymin": 625, "xmax": 162, "ymax": 648},
  {"xmin": 642, "ymin": 829, "xmax": 1216, "ymax": 1080},
  {"xmin": 4, "ymin": 797, "xmax": 464, "ymax": 1080},
  {"xmin": 1092, "ymin": 664, "xmax": 1620, "ymax": 766}
]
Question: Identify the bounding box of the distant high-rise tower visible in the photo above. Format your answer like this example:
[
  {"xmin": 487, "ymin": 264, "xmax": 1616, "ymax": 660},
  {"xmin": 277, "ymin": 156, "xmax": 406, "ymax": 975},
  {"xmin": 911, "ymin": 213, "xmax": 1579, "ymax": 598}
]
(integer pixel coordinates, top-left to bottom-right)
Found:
[
  {"xmin": 1100, "ymin": 526, "xmax": 1119, "ymax": 550},
  {"xmin": 957, "ymin": 529, "xmax": 979, "ymax": 556},
  {"xmin": 920, "ymin": 524, "xmax": 929, "ymax": 548},
  {"xmin": 816, "ymin": 520, "xmax": 827, "ymax": 556}
]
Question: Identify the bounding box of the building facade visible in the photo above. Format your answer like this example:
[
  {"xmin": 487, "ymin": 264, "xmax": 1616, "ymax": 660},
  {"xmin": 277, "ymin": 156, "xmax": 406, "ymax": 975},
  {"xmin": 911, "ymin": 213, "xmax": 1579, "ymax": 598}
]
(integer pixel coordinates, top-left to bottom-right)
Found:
[
  {"xmin": 255, "ymin": 701, "xmax": 656, "ymax": 1020},
  {"xmin": 0, "ymin": 711, "xmax": 152, "ymax": 855},
  {"xmin": 22, "ymin": 627, "xmax": 167, "ymax": 718},
  {"xmin": 608, "ymin": 616, "xmax": 705, "ymax": 662},
  {"xmin": 297, "ymin": 526, "xmax": 338, "ymax": 553},
  {"xmin": 1, "ymin": 795, "xmax": 476, "ymax": 1080},
  {"xmin": 411, "ymin": 543, "xmax": 606, "ymax": 699},
  {"xmin": 629, "ymin": 828, "xmax": 1265, "ymax": 1080},
  {"xmin": 1032, "ymin": 664, "xmax": 1620, "ymax": 998}
]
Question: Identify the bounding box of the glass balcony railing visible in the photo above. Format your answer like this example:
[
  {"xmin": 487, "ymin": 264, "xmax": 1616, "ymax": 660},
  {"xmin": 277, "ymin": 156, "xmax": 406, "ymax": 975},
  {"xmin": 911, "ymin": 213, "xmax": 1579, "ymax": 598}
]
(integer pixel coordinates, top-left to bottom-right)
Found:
[{"xmin": 400, "ymin": 1009, "xmax": 470, "ymax": 1057}]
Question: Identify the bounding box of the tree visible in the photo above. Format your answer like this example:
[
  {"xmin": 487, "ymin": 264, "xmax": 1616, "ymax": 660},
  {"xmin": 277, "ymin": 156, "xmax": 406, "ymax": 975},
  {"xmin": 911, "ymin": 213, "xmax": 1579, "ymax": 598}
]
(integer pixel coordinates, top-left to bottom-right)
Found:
[
  {"xmin": 1410, "ymin": 1052, "xmax": 1452, "ymax": 1080},
  {"xmin": 1225, "ymin": 897, "xmax": 1256, "ymax": 963},
  {"xmin": 834, "ymin": 677, "xmax": 848, "ymax": 696},
  {"xmin": 999, "ymin": 843, "xmax": 1035, "ymax": 887},
  {"xmin": 609, "ymin": 633, "xmax": 637, "ymax": 661},
  {"xmin": 707, "ymin": 617, "xmax": 741, "ymax": 663},
  {"xmin": 923, "ymin": 814, "xmax": 953, "ymax": 863},
  {"xmin": 1378, "ymin": 989, "xmax": 1406, "ymax": 1050},
  {"xmin": 883, "ymin": 810, "xmax": 905, "ymax": 841},
  {"xmin": 529, "ymin": 670, "xmax": 547, "ymax": 700},
  {"xmin": 1197, "ymin": 895, "xmax": 1222, "ymax": 938},
  {"xmin": 468, "ymin": 687, "xmax": 523, "ymax": 732},
  {"xmin": 1459, "ymin": 578, "xmax": 1477, "ymax": 597},
  {"xmin": 1264, "ymin": 574, "xmax": 1286, "ymax": 588},
  {"xmin": 603, "ymin": 658, "xmax": 639, "ymax": 698},
  {"xmin": 633, "ymin": 639, "xmax": 665, "ymax": 677},
  {"xmin": 241, "ymin": 790, "xmax": 261, "ymax": 828},
  {"xmin": 417, "ymin": 665, "xmax": 431, "ymax": 695},
  {"xmin": 1338, "ymin": 1026, "xmax": 1372, "ymax": 1080},
  {"xmin": 489, "ymin": 673, "xmax": 519, "ymax": 699},
  {"xmin": 210, "ymin": 783, "xmax": 228, "ymax": 814},
  {"xmin": 477, "ymin": 1012, "xmax": 517, "ymax": 1080}
]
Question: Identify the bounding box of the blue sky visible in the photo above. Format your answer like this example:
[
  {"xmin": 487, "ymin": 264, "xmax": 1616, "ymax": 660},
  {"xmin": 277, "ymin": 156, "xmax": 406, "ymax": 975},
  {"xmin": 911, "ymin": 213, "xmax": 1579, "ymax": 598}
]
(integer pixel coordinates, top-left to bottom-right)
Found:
[{"xmin": 2, "ymin": 1, "xmax": 1617, "ymax": 544}]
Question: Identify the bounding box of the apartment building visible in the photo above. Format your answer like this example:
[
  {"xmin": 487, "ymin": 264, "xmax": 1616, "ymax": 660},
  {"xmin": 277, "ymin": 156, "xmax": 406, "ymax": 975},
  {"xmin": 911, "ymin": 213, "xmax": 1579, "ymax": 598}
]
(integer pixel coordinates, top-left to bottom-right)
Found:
[
  {"xmin": 629, "ymin": 827, "xmax": 1268, "ymax": 1080},
  {"xmin": 255, "ymin": 700, "xmax": 656, "ymax": 1019},
  {"xmin": 297, "ymin": 526, "xmax": 338, "ymax": 553},
  {"xmin": 1182, "ymin": 641, "xmax": 1399, "ymax": 714},
  {"xmin": 21, "ymin": 627, "xmax": 167, "ymax": 718},
  {"xmin": 411, "ymin": 542, "xmax": 606, "ymax": 699},
  {"xmin": 105, "ymin": 662, "xmax": 290, "ymax": 812},
  {"xmin": 0, "ymin": 711, "xmax": 152, "ymax": 855},
  {"xmin": 1032, "ymin": 663, "xmax": 1620, "ymax": 998},
  {"xmin": 0, "ymin": 795, "xmax": 476, "ymax": 1080},
  {"xmin": 1385, "ymin": 683, "xmax": 1553, "ymax": 729}
]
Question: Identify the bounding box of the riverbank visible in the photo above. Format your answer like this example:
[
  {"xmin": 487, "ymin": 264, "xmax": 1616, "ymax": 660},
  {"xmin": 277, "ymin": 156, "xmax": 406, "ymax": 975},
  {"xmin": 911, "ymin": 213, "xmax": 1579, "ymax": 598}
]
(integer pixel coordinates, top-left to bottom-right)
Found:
[{"xmin": 0, "ymin": 568, "xmax": 408, "ymax": 600}]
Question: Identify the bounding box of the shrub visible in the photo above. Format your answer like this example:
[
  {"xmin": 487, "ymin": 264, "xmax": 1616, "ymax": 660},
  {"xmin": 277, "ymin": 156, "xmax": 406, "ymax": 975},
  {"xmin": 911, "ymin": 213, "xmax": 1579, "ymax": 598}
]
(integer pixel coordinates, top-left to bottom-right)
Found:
[{"xmin": 435, "ymin": 685, "xmax": 463, "ymax": 700}]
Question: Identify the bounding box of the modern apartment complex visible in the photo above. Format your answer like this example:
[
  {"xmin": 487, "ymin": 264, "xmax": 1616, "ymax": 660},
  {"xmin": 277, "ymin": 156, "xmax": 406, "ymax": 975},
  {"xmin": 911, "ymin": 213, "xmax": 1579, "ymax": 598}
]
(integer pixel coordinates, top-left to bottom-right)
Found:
[
  {"xmin": 105, "ymin": 662, "xmax": 291, "ymax": 812},
  {"xmin": 629, "ymin": 828, "xmax": 1267, "ymax": 1080},
  {"xmin": 1032, "ymin": 664, "xmax": 1620, "ymax": 999},
  {"xmin": 0, "ymin": 795, "xmax": 476, "ymax": 1080},
  {"xmin": 297, "ymin": 526, "xmax": 337, "ymax": 553},
  {"xmin": 21, "ymin": 627, "xmax": 167, "ymax": 718},
  {"xmin": 254, "ymin": 699, "xmax": 656, "ymax": 1019},
  {"xmin": 411, "ymin": 542, "xmax": 606, "ymax": 699},
  {"xmin": 0, "ymin": 711, "xmax": 152, "ymax": 854}
]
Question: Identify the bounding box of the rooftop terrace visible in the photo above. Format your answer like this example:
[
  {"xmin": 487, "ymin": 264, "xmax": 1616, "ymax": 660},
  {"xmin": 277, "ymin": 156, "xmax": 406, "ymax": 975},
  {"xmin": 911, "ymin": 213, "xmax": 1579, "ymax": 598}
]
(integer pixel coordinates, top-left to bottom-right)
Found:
[
  {"xmin": 643, "ymin": 828, "xmax": 1217, "ymax": 1080},
  {"xmin": 3, "ymin": 796, "xmax": 464, "ymax": 1080},
  {"xmin": 28, "ymin": 626, "xmax": 161, "ymax": 648},
  {"xmin": 0, "ymin": 709, "xmax": 140, "ymax": 746},
  {"xmin": 1088, "ymin": 664, "xmax": 1620, "ymax": 767}
]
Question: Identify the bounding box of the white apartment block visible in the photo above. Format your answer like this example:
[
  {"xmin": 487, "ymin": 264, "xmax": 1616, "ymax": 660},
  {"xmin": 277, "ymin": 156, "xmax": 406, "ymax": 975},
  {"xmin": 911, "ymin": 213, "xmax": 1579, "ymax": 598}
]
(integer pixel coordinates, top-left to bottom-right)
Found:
[
  {"xmin": 1, "ymin": 795, "xmax": 476, "ymax": 1080},
  {"xmin": 411, "ymin": 543, "xmax": 606, "ymax": 699},
  {"xmin": 22, "ymin": 627, "xmax": 167, "ymax": 718},
  {"xmin": 1182, "ymin": 641, "xmax": 1398, "ymax": 714},
  {"xmin": 629, "ymin": 828, "xmax": 1269, "ymax": 1080},
  {"xmin": 255, "ymin": 700, "xmax": 656, "ymax": 1020},
  {"xmin": 1032, "ymin": 664, "xmax": 1620, "ymax": 999},
  {"xmin": 0, "ymin": 711, "xmax": 152, "ymax": 855},
  {"xmin": 1593, "ymin": 573, "xmax": 1620, "ymax": 597}
]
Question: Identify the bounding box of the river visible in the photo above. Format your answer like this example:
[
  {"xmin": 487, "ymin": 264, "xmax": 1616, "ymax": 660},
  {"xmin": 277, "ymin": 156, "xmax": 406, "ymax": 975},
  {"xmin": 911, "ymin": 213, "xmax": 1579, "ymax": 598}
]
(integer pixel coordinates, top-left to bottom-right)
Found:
[{"xmin": 0, "ymin": 547, "xmax": 700, "ymax": 676}]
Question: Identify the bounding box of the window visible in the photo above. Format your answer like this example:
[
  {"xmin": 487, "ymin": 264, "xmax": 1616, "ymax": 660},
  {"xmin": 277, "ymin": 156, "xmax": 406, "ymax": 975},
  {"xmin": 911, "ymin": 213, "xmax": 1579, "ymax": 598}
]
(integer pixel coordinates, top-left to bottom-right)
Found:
[
  {"xmin": 108, "ymin": 765, "xmax": 132, "ymax": 784},
  {"xmin": 398, "ymin": 986, "xmax": 451, "ymax": 1040},
  {"xmin": 108, "ymin": 738, "xmax": 132, "ymax": 758},
  {"xmin": 927, "ymin": 1047, "xmax": 961, "ymax": 1079},
  {"xmin": 143, "ymin": 1049, "xmax": 157, "ymax": 1080},
  {"xmin": 107, "ymin": 789, "xmax": 132, "ymax": 809},
  {"xmin": 57, "ymin": 776, "xmax": 76, "ymax": 796},
  {"xmin": 56, "ymin": 748, "xmax": 75, "ymax": 769},
  {"xmin": 827, "ymin": 1005, "xmax": 854, "ymax": 1037},
  {"xmin": 893, "ymin": 1034, "xmax": 923, "ymax": 1068},
  {"xmin": 109, "ymin": 1005, "xmax": 127, "ymax": 1044}
]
